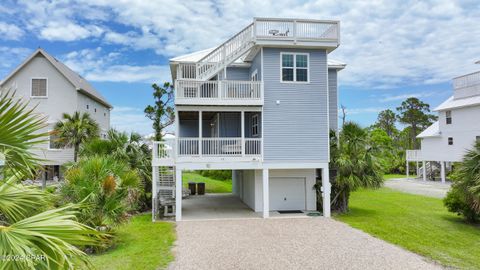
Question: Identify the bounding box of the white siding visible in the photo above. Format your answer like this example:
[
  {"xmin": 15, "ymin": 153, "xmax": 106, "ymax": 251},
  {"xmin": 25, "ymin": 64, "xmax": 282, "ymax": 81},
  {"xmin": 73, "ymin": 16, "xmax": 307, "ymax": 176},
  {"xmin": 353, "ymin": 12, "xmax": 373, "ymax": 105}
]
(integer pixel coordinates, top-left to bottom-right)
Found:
[
  {"xmin": 77, "ymin": 93, "xmax": 110, "ymax": 132},
  {"xmin": 421, "ymin": 105, "xmax": 480, "ymax": 162}
]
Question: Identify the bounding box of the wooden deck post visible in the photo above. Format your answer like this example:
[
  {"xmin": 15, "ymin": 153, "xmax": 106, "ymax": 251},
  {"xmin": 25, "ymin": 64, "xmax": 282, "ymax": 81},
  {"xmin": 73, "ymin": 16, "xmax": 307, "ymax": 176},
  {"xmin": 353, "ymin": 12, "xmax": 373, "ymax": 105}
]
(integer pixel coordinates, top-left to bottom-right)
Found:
[{"xmin": 406, "ymin": 161, "xmax": 409, "ymax": 179}]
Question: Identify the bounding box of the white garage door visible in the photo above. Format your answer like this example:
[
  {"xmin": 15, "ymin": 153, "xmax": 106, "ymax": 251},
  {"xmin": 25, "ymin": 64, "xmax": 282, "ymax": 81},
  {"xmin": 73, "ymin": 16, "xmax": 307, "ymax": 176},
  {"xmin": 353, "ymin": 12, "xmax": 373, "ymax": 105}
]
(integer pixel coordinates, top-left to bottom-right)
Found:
[{"xmin": 269, "ymin": 177, "xmax": 306, "ymax": 211}]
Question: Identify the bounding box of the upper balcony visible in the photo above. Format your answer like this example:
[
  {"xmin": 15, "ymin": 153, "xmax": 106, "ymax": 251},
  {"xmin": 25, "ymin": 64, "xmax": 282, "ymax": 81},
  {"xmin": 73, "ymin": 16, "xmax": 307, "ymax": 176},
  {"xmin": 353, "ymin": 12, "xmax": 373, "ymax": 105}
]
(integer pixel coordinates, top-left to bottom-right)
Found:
[
  {"xmin": 253, "ymin": 18, "xmax": 340, "ymax": 48},
  {"xmin": 453, "ymin": 70, "xmax": 480, "ymax": 99},
  {"xmin": 175, "ymin": 79, "xmax": 263, "ymax": 106}
]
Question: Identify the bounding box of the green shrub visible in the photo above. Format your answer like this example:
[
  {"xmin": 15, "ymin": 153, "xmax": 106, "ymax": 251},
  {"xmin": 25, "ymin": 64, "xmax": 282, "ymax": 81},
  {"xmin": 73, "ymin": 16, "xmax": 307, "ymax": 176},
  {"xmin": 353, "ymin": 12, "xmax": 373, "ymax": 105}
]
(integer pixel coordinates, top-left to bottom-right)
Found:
[
  {"xmin": 198, "ymin": 170, "xmax": 232, "ymax": 180},
  {"xmin": 443, "ymin": 141, "xmax": 480, "ymax": 223},
  {"xmin": 444, "ymin": 188, "xmax": 479, "ymax": 222}
]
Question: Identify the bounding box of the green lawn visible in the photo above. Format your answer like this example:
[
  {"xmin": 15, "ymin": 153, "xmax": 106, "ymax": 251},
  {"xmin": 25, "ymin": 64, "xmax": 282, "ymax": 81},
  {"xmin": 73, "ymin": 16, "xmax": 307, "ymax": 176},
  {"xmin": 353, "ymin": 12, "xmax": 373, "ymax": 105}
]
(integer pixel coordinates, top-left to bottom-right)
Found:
[
  {"xmin": 336, "ymin": 188, "xmax": 480, "ymax": 269},
  {"xmin": 89, "ymin": 214, "xmax": 175, "ymax": 270},
  {"xmin": 182, "ymin": 172, "xmax": 232, "ymax": 193}
]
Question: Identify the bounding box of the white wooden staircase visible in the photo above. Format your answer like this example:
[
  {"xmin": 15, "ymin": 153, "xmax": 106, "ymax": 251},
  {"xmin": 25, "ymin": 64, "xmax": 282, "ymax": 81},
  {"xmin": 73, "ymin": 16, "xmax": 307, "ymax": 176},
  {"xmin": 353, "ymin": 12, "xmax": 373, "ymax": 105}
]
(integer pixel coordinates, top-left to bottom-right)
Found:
[{"xmin": 196, "ymin": 23, "xmax": 255, "ymax": 81}]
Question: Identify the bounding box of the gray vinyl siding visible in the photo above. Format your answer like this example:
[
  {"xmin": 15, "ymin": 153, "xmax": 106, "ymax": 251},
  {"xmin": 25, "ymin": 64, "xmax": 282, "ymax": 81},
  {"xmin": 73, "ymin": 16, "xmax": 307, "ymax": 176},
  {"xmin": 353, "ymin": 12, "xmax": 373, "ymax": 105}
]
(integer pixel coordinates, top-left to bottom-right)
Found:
[
  {"xmin": 249, "ymin": 51, "xmax": 262, "ymax": 80},
  {"xmin": 328, "ymin": 69, "xmax": 338, "ymax": 131},
  {"xmin": 262, "ymin": 48, "xmax": 329, "ymax": 162},
  {"xmin": 226, "ymin": 67, "xmax": 249, "ymax": 80}
]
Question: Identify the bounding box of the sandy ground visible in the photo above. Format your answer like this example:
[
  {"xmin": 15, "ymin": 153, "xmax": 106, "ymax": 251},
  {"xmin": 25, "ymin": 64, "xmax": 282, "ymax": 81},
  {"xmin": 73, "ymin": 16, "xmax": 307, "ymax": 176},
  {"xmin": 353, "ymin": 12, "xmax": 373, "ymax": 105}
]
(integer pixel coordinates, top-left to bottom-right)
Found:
[
  {"xmin": 168, "ymin": 218, "xmax": 442, "ymax": 270},
  {"xmin": 385, "ymin": 178, "xmax": 451, "ymax": 198}
]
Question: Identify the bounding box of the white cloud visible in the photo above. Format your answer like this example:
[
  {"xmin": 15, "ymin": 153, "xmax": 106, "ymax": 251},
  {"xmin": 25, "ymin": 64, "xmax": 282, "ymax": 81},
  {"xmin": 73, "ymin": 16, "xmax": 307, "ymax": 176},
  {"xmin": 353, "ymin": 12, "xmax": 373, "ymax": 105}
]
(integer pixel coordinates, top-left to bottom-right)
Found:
[
  {"xmin": 0, "ymin": 46, "xmax": 32, "ymax": 78},
  {"xmin": 61, "ymin": 48, "xmax": 170, "ymax": 83},
  {"xmin": 378, "ymin": 91, "xmax": 438, "ymax": 103},
  {"xmin": 39, "ymin": 22, "xmax": 103, "ymax": 41},
  {"xmin": 6, "ymin": 0, "xmax": 480, "ymax": 88},
  {"xmin": 0, "ymin": 21, "xmax": 24, "ymax": 40},
  {"xmin": 342, "ymin": 107, "xmax": 384, "ymax": 115},
  {"xmin": 110, "ymin": 106, "xmax": 152, "ymax": 135}
]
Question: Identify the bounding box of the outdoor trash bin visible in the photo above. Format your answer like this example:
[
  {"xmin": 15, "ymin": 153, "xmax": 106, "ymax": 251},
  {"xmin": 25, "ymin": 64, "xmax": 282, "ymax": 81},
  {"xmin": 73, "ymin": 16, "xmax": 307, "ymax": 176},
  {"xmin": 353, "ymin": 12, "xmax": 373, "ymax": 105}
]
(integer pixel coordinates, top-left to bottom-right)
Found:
[
  {"xmin": 188, "ymin": 182, "xmax": 196, "ymax": 195},
  {"xmin": 197, "ymin": 182, "xmax": 205, "ymax": 195}
]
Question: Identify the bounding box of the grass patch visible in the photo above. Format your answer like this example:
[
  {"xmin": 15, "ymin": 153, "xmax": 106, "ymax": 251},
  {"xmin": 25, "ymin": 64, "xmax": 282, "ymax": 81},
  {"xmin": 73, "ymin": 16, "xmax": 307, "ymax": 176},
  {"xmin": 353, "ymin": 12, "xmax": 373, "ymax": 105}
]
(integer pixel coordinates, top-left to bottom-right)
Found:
[
  {"xmin": 336, "ymin": 188, "xmax": 480, "ymax": 269},
  {"xmin": 182, "ymin": 172, "xmax": 232, "ymax": 193},
  {"xmin": 89, "ymin": 214, "xmax": 175, "ymax": 270}
]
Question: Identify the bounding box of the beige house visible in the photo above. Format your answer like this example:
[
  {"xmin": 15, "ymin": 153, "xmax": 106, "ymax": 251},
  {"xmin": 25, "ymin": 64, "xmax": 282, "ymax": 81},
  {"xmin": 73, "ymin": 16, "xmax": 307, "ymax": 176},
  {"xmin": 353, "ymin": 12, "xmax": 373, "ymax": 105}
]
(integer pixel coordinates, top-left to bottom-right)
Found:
[{"xmin": 0, "ymin": 48, "xmax": 112, "ymax": 180}]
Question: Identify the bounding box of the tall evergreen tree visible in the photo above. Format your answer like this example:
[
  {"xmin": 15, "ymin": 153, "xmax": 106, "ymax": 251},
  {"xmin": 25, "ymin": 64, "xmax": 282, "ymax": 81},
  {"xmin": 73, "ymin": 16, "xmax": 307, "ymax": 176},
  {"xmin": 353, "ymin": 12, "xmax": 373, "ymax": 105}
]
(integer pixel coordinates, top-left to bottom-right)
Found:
[
  {"xmin": 396, "ymin": 97, "xmax": 437, "ymax": 149},
  {"xmin": 375, "ymin": 109, "xmax": 397, "ymax": 137}
]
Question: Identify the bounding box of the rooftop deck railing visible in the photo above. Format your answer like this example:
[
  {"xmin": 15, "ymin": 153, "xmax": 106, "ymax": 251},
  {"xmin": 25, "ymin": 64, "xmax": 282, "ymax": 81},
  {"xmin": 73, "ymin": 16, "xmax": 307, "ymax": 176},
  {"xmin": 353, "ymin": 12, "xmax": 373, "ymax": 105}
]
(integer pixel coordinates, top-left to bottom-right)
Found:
[{"xmin": 453, "ymin": 71, "xmax": 480, "ymax": 90}]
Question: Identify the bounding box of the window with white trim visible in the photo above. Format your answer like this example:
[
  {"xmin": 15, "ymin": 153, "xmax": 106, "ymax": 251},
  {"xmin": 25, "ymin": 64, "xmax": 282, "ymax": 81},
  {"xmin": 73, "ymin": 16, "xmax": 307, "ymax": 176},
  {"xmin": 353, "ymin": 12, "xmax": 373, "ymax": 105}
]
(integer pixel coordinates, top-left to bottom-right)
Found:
[
  {"xmin": 31, "ymin": 78, "xmax": 47, "ymax": 97},
  {"xmin": 251, "ymin": 114, "xmax": 259, "ymax": 137},
  {"xmin": 49, "ymin": 133, "xmax": 62, "ymax": 149},
  {"xmin": 446, "ymin": 110, "xmax": 452, "ymax": 124},
  {"xmin": 281, "ymin": 53, "xmax": 309, "ymax": 82}
]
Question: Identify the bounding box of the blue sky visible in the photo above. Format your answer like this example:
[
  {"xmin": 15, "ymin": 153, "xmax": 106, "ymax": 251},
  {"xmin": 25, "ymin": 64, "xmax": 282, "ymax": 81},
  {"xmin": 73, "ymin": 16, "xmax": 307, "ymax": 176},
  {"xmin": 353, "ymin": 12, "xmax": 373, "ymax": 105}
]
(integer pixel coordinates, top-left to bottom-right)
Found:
[{"xmin": 0, "ymin": 0, "xmax": 479, "ymax": 135}]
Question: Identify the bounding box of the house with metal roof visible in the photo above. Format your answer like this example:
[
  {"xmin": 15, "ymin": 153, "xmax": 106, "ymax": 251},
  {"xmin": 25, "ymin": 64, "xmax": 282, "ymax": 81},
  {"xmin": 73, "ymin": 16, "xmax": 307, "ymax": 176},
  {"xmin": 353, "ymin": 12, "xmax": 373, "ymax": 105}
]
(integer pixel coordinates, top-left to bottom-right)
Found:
[
  {"xmin": 0, "ymin": 48, "xmax": 112, "ymax": 181},
  {"xmin": 406, "ymin": 68, "xmax": 480, "ymax": 182},
  {"xmin": 152, "ymin": 18, "xmax": 345, "ymax": 221}
]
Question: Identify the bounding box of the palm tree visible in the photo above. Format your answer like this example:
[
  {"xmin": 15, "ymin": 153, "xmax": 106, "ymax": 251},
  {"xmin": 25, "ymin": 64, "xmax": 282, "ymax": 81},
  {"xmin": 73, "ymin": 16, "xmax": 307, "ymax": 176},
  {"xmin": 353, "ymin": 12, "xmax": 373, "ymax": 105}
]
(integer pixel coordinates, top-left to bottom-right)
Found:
[
  {"xmin": 80, "ymin": 129, "xmax": 152, "ymax": 209},
  {"xmin": 0, "ymin": 92, "xmax": 104, "ymax": 269},
  {"xmin": 321, "ymin": 122, "xmax": 384, "ymax": 213},
  {"xmin": 0, "ymin": 91, "xmax": 47, "ymax": 177},
  {"xmin": 54, "ymin": 112, "xmax": 99, "ymax": 162}
]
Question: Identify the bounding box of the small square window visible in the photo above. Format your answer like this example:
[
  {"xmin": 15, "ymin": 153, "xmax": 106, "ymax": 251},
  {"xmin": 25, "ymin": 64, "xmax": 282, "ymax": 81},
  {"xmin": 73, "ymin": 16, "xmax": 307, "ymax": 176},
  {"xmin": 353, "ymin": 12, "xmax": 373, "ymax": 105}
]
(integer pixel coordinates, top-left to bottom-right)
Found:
[
  {"xmin": 94, "ymin": 108, "xmax": 97, "ymax": 113},
  {"xmin": 448, "ymin": 137, "xmax": 453, "ymax": 145},
  {"xmin": 86, "ymin": 104, "xmax": 89, "ymax": 110},
  {"xmin": 31, "ymin": 78, "xmax": 47, "ymax": 97}
]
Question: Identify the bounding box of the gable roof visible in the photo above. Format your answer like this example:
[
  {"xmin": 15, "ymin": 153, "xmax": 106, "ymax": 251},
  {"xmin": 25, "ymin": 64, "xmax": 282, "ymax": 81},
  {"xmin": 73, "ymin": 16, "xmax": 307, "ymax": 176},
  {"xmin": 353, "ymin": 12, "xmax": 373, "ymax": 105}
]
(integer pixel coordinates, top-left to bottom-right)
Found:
[
  {"xmin": 434, "ymin": 95, "xmax": 480, "ymax": 111},
  {"xmin": 0, "ymin": 48, "xmax": 112, "ymax": 109},
  {"xmin": 417, "ymin": 121, "xmax": 441, "ymax": 138}
]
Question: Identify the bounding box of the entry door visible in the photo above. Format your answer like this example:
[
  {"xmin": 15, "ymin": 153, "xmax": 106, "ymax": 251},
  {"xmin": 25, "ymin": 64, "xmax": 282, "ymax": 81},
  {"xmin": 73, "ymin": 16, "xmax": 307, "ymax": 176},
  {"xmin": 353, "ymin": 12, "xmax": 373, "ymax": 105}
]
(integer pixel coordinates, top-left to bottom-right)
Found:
[{"xmin": 269, "ymin": 177, "xmax": 306, "ymax": 211}]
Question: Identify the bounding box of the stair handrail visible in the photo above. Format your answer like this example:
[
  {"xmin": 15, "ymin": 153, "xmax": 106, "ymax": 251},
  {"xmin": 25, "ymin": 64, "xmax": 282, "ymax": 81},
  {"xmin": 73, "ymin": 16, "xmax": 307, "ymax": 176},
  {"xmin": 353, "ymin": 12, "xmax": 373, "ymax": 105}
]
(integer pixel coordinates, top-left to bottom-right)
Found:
[{"xmin": 196, "ymin": 22, "xmax": 255, "ymax": 79}]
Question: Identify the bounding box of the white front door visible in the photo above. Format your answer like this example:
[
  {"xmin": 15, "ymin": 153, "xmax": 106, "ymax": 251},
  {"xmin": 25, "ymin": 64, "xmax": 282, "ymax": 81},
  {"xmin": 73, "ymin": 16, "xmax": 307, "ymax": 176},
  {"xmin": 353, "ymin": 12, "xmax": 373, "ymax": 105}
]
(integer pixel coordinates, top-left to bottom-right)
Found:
[{"xmin": 269, "ymin": 177, "xmax": 306, "ymax": 211}]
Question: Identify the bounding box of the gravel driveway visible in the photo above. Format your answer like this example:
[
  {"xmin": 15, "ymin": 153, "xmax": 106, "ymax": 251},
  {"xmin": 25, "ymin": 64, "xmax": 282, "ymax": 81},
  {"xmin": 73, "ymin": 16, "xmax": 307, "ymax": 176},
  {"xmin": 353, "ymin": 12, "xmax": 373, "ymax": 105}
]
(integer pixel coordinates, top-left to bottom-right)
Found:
[
  {"xmin": 168, "ymin": 218, "xmax": 442, "ymax": 270},
  {"xmin": 385, "ymin": 178, "xmax": 451, "ymax": 198}
]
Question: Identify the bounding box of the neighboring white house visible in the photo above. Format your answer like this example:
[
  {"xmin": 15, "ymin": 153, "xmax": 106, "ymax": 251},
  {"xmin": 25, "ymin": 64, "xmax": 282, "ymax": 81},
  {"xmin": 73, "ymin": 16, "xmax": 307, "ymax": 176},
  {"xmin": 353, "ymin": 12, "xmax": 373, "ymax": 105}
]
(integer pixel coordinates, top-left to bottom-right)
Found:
[
  {"xmin": 406, "ymin": 67, "xmax": 480, "ymax": 182},
  {"xmin": 0, "ymin": 48, "xmax": 112, "ymax": 180},
  {"xmin": 152, "ymin": 18, "xmax": 345, "ymax": 221}
]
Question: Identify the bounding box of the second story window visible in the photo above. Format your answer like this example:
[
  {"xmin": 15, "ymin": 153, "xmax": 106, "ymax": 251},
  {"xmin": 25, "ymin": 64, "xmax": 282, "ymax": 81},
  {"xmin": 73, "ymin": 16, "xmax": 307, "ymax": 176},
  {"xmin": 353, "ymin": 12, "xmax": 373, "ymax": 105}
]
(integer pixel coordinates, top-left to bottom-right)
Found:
[
  {"xmin": 446, "ymin": 110, "xmax": 452, "ymax": 124},
  {"xmin": 49, "ymin": 133, "xmax": 62, "ymax": 149},
  {"xmin": 251, "ymin": 114, "xmax": 259, "ymax": 137},
  {"xmin": 86, "ymin": 104, "xmax": 89, "ymax": 110},
  {"xmin": 31, "ymin": 78, "xmax": 47, "ymax": 97},
  {"xmin": 448, "ymin": 137, "xmax": 453, "ymax": 145},
  {"xmin": 281, "ymin": 53, "xmax": 309, "ymax": 82}
]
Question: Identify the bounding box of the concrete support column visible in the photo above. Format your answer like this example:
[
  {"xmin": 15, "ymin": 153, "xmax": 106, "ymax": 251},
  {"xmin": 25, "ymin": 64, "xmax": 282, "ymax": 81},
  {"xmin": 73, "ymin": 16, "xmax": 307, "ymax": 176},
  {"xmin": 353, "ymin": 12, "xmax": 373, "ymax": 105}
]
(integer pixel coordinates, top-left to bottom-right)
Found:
[
  {"xmin": 322, "ymin": 167, "xmax": 331, "ymax": 218},
  {"xmin": 422, "ymin": 160, "xmax": 427, "ymax": 181},
  {"xmin": 406, "ymin": 161, "xmax": 409, "ymax": 179},
  {"xmin": 175, "ymin": 168, "xmax": 182, "ymax": 221},
  {"xmin": 262, "ymin": 168, "xmax": 269, "ymax": 218},
  {"xmin": 440, "ymin": 161, "xmax": 446, "ymax": 183},
  {"xmin": 416, "ymin": 162, "xmax": 419, "ymax": 177}
]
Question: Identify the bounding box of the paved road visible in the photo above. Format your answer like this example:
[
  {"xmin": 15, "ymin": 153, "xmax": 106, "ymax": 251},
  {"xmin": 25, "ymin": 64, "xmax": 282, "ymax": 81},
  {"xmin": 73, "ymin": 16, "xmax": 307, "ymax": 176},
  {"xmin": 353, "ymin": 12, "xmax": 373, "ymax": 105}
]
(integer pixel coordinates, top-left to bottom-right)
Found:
[
  {"xmin": 385, "ymin": 178, "xmax": 451, "ymax": 198},
  {"xmin": 168, "ymin": 218, "xmax": 442, "ymax": 270}
]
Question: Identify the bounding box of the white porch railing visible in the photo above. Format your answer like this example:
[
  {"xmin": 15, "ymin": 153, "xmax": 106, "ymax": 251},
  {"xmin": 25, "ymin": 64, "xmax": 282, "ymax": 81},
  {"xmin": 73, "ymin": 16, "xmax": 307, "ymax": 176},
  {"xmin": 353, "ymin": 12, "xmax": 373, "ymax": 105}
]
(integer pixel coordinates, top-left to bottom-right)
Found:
[
  {"xmin": 176, "ymin": 80, "xmax": 263, "ymax": 104},
  {"xmin": 406, "ymin": 150, "xmax": 422, "ymax": 161},
  {"xmin": 453, "ymin": 71, "xmax": 480, "ymax": 98},
  {"xmin": 153, "ymin": 138, "xmax": 262, "ymax": 160},
  {"xmin": 254, "ymin": 18, "xmax": 339, "ymax": 41}
]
